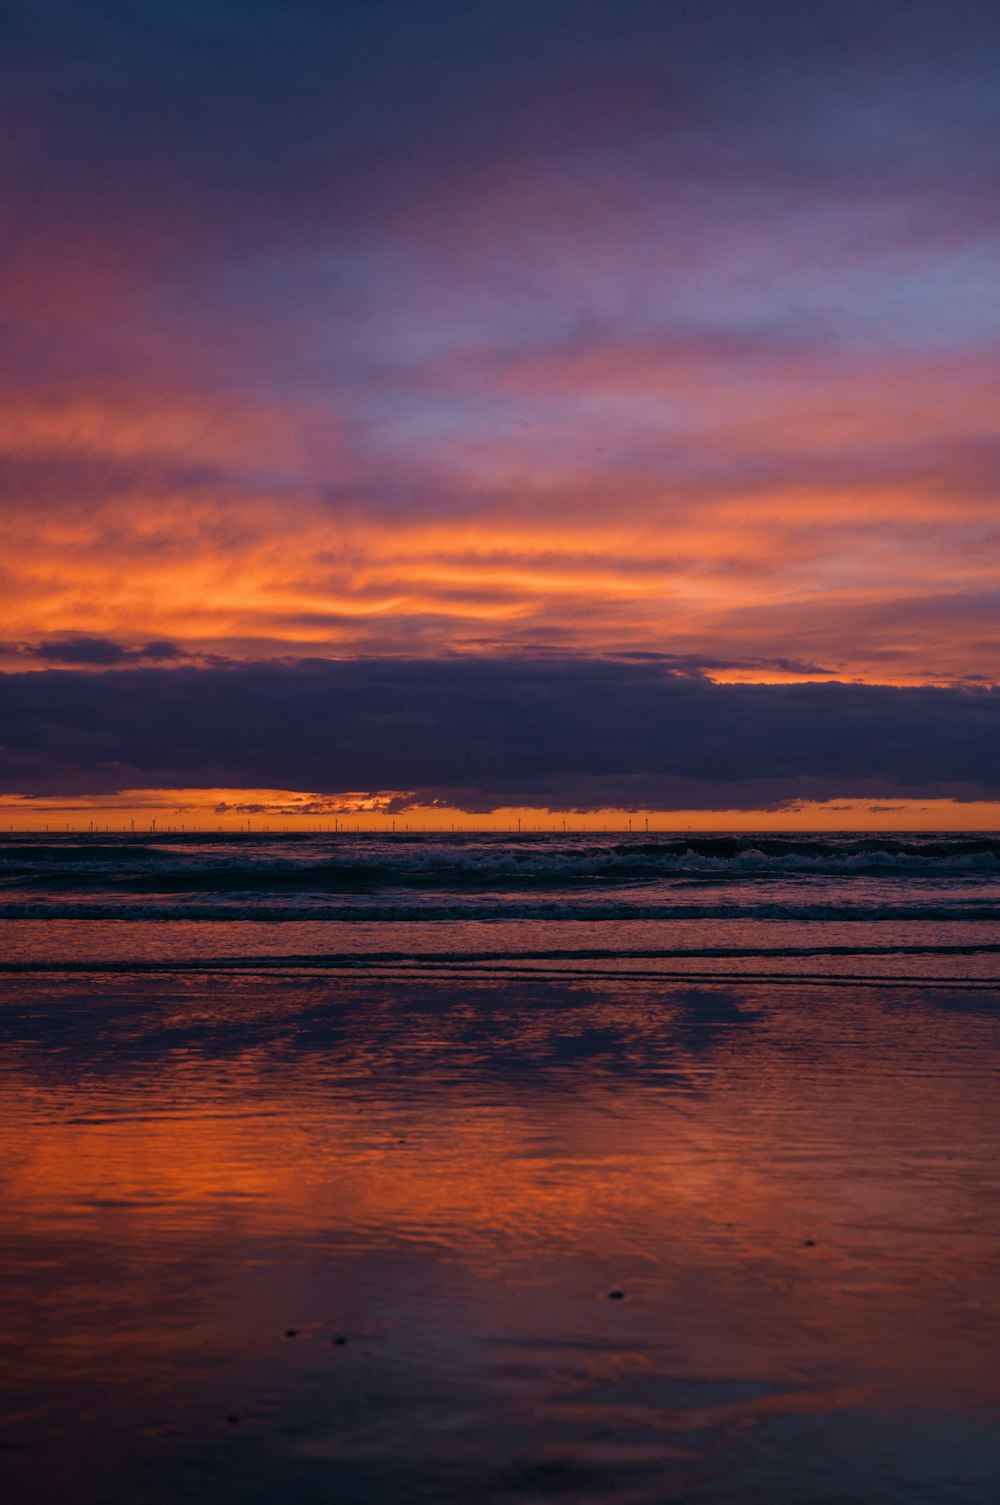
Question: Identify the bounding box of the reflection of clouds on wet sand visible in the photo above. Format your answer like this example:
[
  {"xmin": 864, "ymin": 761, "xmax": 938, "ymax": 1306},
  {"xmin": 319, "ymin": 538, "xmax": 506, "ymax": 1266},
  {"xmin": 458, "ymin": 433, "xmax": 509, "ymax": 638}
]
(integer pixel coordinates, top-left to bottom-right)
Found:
[{"xmin": 1, "ymin": 974, "xmax": 999, "ymax": 1501}]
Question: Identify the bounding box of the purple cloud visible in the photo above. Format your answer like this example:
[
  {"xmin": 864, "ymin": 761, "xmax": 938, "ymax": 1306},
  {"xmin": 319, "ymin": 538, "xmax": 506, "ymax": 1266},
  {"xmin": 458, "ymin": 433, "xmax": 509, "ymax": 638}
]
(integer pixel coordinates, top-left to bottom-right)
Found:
[{"xmin": 0, "ymin": 658, "xmax": 997, "ymax": 809}]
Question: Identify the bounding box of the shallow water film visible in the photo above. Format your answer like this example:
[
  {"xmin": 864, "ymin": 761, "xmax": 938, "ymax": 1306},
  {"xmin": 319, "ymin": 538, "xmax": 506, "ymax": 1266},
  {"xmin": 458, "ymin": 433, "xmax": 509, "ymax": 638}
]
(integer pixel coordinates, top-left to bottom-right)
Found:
[{"xmin": 1, "ymin": 834, "xmax": 999, "ymax": 1503}]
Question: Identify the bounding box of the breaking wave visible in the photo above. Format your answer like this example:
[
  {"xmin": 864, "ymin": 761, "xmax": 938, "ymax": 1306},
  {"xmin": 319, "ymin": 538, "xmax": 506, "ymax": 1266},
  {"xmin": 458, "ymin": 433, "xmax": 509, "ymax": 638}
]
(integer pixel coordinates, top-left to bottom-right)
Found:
[{"xmin": 2, "ymin": 831, "xmax": 1000, "ymax": 896}]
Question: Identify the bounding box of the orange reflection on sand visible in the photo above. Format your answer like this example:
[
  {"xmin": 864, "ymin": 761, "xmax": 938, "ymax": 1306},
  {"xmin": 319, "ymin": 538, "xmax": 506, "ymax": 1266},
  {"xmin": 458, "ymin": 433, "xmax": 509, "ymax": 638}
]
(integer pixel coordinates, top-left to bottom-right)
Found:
[{"xmin": 3, "ymin": 973, "xmax": 998, "ymax": 1416}]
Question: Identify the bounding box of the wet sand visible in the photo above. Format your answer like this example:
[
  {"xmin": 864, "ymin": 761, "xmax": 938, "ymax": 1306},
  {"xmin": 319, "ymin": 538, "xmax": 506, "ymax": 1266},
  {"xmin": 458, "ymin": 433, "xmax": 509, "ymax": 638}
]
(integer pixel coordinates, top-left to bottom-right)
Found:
[{"xmin": 2, "ymin": 972, "xmax": 999, "ymax": 1503}]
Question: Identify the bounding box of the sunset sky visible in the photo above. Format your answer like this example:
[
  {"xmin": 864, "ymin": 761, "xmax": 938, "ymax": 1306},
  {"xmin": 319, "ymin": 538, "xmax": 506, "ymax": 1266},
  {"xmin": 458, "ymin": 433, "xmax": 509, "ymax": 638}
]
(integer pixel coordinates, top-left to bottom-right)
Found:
[{"xmin": 2, "ymin": 0, "xmax": 999, "ymax": 827}]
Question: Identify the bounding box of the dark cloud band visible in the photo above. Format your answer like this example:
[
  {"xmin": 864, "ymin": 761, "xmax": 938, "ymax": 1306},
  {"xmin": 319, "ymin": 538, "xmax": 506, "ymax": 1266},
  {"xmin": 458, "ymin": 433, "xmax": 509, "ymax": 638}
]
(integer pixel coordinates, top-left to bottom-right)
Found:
[{"xmin": 1, "ymin": 659, "xmax": 997, "ymax": 809}]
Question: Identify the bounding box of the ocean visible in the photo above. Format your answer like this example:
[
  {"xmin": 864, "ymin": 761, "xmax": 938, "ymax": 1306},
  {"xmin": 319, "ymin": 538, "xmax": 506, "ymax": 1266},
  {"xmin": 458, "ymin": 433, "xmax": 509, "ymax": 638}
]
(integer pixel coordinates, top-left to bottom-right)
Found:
[
  {"xmin": 2, "ymin": 828, "xmax": 1000, "ymax": 977},
  {"xmin": 2, "ymin": 831, "xmax": 999, "ymax": 1502}
]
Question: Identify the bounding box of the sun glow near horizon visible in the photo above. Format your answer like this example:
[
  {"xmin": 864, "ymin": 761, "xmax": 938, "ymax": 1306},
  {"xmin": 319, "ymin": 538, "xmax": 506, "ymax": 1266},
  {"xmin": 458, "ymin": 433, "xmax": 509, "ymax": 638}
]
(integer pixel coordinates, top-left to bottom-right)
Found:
[{"xmin": 3, "ymin": 792, "xmax": 999, "ymax": 835}]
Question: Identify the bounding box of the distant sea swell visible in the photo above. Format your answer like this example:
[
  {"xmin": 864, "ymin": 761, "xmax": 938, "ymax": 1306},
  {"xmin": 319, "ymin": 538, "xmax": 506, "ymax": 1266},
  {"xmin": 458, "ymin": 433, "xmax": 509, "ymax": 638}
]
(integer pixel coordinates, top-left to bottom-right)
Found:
[
  {"xmin": 1, "ymin": 833, "xmax": 998, "ymax": 981},
  {"xmin": 2, "ymin": 832, "xmax": 1000, "ymax": 891}
]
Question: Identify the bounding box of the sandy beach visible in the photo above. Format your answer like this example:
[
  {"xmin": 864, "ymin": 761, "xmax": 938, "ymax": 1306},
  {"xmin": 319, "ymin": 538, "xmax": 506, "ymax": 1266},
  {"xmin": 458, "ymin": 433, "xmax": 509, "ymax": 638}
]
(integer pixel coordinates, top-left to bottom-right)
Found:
[{"xmin": 3, "ymin": 964, "xmax": 999, "ymax": 1503}]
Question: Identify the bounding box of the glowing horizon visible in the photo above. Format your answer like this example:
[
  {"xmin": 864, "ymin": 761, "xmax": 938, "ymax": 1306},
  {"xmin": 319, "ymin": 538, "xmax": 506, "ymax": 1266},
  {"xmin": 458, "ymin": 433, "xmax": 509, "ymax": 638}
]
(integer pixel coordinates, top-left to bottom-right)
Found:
[{"xmin": 3, "ymin": 792, "xmax": 999, "ymax": 836}]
